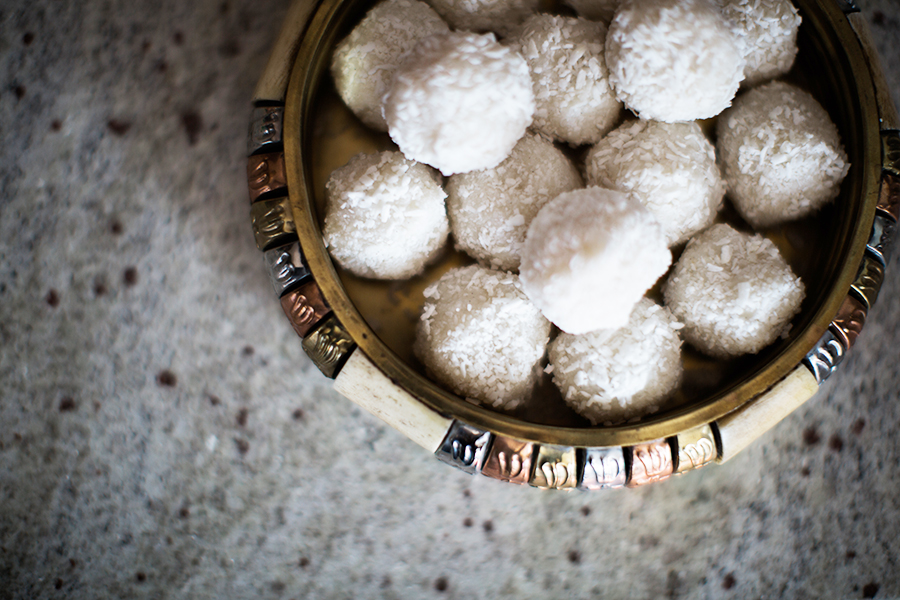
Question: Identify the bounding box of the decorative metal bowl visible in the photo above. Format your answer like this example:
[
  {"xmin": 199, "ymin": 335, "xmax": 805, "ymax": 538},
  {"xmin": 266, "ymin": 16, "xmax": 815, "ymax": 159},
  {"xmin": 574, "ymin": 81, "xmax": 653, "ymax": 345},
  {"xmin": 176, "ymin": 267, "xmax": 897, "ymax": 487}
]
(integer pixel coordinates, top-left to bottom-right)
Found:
[{"xmin": 247, "ymin": 0, "xmax": 898, "ymax": 488}]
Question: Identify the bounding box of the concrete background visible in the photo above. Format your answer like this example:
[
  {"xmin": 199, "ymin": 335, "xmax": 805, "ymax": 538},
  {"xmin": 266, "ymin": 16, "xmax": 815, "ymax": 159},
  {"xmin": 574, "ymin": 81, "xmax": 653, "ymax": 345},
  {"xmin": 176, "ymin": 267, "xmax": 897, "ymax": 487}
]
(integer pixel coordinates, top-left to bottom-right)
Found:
[{"xmin": 2, "ymin": 1, "xmax": 899, "ymax": 598}]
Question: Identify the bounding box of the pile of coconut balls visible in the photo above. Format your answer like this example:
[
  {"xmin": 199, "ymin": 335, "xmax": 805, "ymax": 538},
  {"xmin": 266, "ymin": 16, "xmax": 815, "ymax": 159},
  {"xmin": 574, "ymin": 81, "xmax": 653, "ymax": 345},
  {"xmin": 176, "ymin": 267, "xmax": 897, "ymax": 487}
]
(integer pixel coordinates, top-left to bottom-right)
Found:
[{"xmin": 323, "ymin": 0, "xmax": 849, "ymax": 425}]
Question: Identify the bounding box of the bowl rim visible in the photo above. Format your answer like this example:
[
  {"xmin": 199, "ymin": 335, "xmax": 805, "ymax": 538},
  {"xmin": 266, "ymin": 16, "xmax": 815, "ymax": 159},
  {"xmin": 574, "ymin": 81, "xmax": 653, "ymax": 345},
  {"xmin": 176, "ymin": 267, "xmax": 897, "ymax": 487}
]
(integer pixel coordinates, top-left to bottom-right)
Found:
[{"xmin": 281, "ymin": 0, "xmax": 881, "ymax": 447}]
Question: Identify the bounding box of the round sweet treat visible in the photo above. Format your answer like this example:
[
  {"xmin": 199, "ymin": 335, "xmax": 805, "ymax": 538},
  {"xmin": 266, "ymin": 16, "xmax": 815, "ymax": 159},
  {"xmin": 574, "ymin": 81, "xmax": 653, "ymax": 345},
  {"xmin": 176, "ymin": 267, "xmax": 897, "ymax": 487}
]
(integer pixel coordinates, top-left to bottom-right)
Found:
[
  {"xmin": 585, "ymin": 120, "xmax": 725, "ymax": 246},
  {"xmin": 717, "ymin": 81, "xmax": 849, "ymax": 228},
  {"xmin": 663, "ymin": 223, "xmax": 806, "ymax": 358},
  {"xmin": 510, "ymin": 14, "xmax": 622, "ymax": 146},
  {"xmin": 563, "ymin": 0, "xmax": 620, "ymax": 22},
  {"xmin": 718, "ymin": 0, "xmax": 801, "ymax": 87},
  {"xmin": 384, "ymin": 31, "xmax": 535, "ymax": 176},
  {"xmin": 330, "ymin": 0, "xmax": 449, "ymax": 131},
  {"xmin": 519, "ymin": 187, "xmax": 671, "ymax": 334},
  {"xmin": 414, "ymin": 265, "xmax": 551, "ymax": 410},
  {"xmin": 549, "ymin": 298, "xmax": 683, "ymax": 425},
  {"xmin": 605, "ymin": 0, "xmax": 745, "ymax": 122},
  {"xmin": 447, "ymin": 133, "xmax": 583, "ymax": 271},
  {"xmin": 323, "ymin": 151, "xmax": 449, "ymax": 279},
  {"xmin": 424, "ymin": 0, "xmax": 538, "ymax": 37}
]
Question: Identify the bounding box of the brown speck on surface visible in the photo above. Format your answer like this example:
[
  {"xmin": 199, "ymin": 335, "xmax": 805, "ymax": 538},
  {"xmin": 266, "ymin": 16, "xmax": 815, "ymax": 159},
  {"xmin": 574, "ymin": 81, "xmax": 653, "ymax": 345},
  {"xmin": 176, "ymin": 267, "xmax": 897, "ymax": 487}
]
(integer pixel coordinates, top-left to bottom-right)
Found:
[
  {"xmin": 872, "ymin": 10, "xmax": 885, "ymax": 26},
  {"xmin": 157, "ymin": 370, "xmax": 177, "ymax": 387},
  {"xmin": 141, "ymin": 39, "xmax": 151, "ymax": 53},
  {"xmin": 235, "ymin": 438, "xmax": 250, "ymax": 455},
  {"xmin": 722, "ymin": 573, "xmax": 736, "ymax": 590},
  {"xmin": 846, "ymin": 550, "xmax": 857, "ymax": 560},
  {"xmin": 93, "ymin": 277, "xmax": 108, "ymax": 297},
  {"xmin": 236, "ymin": 408, "xmax": 248, "ymax": 427},
  {"xmin": 482, "ymin": 520, "xmax": 493, "ymax": 533},
  {"xmin": 380, "ymin": 575, "xmax": 391, "ymax": 589},
  {"xmin": 50, "ymin": 119, "xmax": 62, "ymax": 132},
  {"xmin": 54, "ymin": 578, "xmax": 63, "ymax": 590},
  {"xmin": 462, "ymin": 489, "xmax": 471, "ymax": 498},
  {"xmin": 434, "ymin": 577, "xmax": 448, "ymax": 592},
  {"xmin": 155, "ymin": 60, "xmax": 168, "ymax": 73},
  {"xmin": 219, "ymin": 39, "xmax": 240, "ymax": 57},
  {"xmin": 181, "ymin": 110, "xmax": 203, "ymax": 145},
  {"xmin": 107, "ymin": 119, "xmax": 131, "ymax": 135},
  {"xmin": 179, "ymin": 506, "xmax": 190, "ymax": 519},
  {"xmin": 136, "ymin": 572, "xmax": 146, "ymax": 582},
  {"xmin": 270, "ymin": 581, "xmax": 286, "ymax": 593},
  {"xmin": 829, "ymin": 434, "xmax": 844, "ymax": 452},
  {"xmin": 208, "ymin": 394, "xmax": 221, "ymax": 406},
  {"xmin": 110, "ymin": 219, "xmax": 123, "ymax": 235},
  {"xmin": 123, "ymin": 266, "xmax": 138, "ymax": 286},
  {"xmin": 291, "ymin": 408, "xmax": 304, "ymax": 421},
  {"xmin": 14, "ymin": 85, "xmax": 26, "ymax": 99},
  {"xmin": 69, "ymin": 558, "xmax": 77, "ymax": 569},
  {"xmin": 803, "ymin": 427, "xmax": 821, "ymax": 446},
  {"xmin": 298, "ymin": 557, "xmax": 310, "ymax": 568},
  {"xmin": 46, "ymin": 289, "xmax": 60, "ymax": 307},
  {"xmin": 800, "ymin": 466, "xmax": 811, "ymax": 477},
  {"xmin": 173, "ymin": 30, "xmax": 184, "ymax": 45},
  {"xmin": 463, "ymin": 517, "xmax": 473, "ymax": 528},
  {"xmin": 23, "ymin": 32, "xmax": 35, "ymax": 46},
  {"xmin": 863, "ymin": 582, "xmax": 880, "ymax": 598},
  {"xmin": 567, "ymin": 550, "xmax": 581, "ymax": 564},
  {"xmin": 219, "ymin": 1, "xmax": 230, "ymax": 14},
  {"xmin": 580, "ymin": 506, "xmax": 590, "ymax": 517},
  {"xmin": 59, "ymin": 397, "xmax": 76, "ymax": 412},
  {"xmin": 242, "ymin": 345, "xmax": 254, "ymax": 356},
  {"xmin": 852, "ymin": 418, "xmax": 866, "ymax": 435}
]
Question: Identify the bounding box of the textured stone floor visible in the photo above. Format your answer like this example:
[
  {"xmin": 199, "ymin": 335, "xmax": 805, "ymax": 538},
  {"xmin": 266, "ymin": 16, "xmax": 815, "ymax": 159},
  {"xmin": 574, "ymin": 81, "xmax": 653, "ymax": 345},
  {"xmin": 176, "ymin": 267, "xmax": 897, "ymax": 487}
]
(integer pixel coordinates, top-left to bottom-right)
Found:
[{"xmin": 2, "ymin": 1, "xmax": 900, "ymax": 599}]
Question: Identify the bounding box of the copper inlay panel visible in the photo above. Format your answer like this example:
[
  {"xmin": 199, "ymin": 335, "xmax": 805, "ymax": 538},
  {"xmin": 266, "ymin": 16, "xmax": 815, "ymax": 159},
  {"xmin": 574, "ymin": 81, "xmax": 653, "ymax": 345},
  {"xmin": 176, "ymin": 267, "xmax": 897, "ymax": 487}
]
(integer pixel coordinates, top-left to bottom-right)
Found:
[
  {"xmin": 247, "ymin": 152, "xmax": 288, "ymax": 203},
  {"xmin": 280, "ymin": 280, "xmax": 332, "ymax": 338},
  {"xmin": 627, "ymin": 439, "xmax": 674, "ymax": 487},
  {"xmin": 877, "ymin": 170, "xmax": 900, "ymax": 221},
  {"xmin": 830, "ymin": 294, "xmax": 867, "ymax": 349},
  {"xmin": 852, "ymin": 254, "xmax": 885, "ymax": 309},
  {"xmin": 482, "ymin": 437, "xmax": 534, "ymax": 485}
]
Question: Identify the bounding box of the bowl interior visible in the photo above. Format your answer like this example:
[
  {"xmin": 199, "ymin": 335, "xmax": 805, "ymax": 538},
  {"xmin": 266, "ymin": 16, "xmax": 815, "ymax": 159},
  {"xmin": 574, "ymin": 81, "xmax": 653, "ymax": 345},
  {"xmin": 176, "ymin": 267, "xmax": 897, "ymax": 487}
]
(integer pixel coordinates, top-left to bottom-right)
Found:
[{"xmin": 286, "ymin": 0, "xmax": 878, "ymax": 446}]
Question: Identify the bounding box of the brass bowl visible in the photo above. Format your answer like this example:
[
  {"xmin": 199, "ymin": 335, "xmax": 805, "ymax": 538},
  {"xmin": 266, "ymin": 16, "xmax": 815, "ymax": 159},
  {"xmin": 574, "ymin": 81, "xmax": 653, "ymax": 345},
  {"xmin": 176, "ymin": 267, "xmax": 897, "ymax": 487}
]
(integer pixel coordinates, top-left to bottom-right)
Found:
[{"xmin": 250, "ymin": 0, "xmax": 898, "ymax": 487}]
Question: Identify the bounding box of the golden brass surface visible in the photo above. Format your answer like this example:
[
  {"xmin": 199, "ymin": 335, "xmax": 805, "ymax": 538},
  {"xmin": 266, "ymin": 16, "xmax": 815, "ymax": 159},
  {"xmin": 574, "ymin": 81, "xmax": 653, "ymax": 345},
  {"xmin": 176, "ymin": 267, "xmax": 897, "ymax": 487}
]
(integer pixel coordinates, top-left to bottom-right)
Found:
[
  {"xmin": 675, "ymin": 425, "xmax": 718, "ymax": 475},
  {"xmin": 852, "ymin": 253, "xmax": 886, "ymax": 309},
  {"xmin": 530, "ymin": 445, "xmax": 578, "ymax": 490},
  {"xmin": 247, "ymin": 152, "xmax": 288, "ymax": 204},
  {"xmin": 251, "ymin": 196, "xmax": 296, "ymax": 251},
  {"xmin": 627, "ymin": 440, "xmax": 674, "ymax": 487},
  {"xmin": 280, "ymin": 281, "xmax": 332, "ymax": 338},
  {"xmin": 300, "ymin": 315, "xmax": 355, "ymax": 379},
  {"xmin": 281, "ymin": 0, "xmax": 884, "ymax": 448}
]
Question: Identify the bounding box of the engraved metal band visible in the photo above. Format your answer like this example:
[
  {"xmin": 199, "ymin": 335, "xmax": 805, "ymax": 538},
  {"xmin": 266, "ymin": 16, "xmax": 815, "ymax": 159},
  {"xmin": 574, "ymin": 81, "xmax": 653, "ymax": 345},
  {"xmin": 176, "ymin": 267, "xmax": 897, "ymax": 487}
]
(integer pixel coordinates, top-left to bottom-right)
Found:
[
  {"xmin": 675, "ymin": 424, "xmax": 718, "ymax": 474},
  {"xmin": 248, "ymin": 106, "xmax": 285, "ymax": 156},
  {"xmin": 248, "ymin": 152, "xmax": 288, "ymax": 204},
  {"xmin": 251, "ymin": 196, "xmax": 296, "ymax": 251},
  {"xmin": 435, "ymin": 421, "xmax": 492, "ymax": 474},
  {"xmin": 301, "ymin": 315, "xmax": 356, "ymax": 379},
  {"xmin": 531, "ymin": 444, "xmax": 579, "ymax": 490},
  {"xmin": 627, "ymin": 439, "xmax": 675, "ymax": 487},
  {"xmin": 265, "ymin": 241, "xmax": 312, "ymax": 297}
]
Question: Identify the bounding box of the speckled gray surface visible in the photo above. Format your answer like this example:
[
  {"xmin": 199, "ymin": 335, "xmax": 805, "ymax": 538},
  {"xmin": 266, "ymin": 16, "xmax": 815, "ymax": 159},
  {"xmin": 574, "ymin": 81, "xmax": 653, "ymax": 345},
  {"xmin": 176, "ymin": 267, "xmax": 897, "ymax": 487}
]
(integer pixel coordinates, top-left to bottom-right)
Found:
[{"xmin": 2, "ymin": 1, "xmax": 900, "ymax": 599}]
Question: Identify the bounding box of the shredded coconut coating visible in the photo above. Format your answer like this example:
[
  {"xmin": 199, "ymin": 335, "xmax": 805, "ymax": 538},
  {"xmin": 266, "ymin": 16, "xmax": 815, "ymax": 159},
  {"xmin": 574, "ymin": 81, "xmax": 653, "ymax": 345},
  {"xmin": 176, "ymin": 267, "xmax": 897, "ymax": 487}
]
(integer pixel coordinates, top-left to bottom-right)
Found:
[
  {"xmin": 663, "ymin": 223, "xmax": 805, "ymax": 358},
  {"xmin": 606, "ymin": 0, "xmax": 745, "ymax": 122},
  {"xmin": 717, "ymin": 81, "xmax": 849, "ymax": 228},
  {"xmin": 510, "ymin": 15, "xmax": 622, "ymax": 146},
  {"xmin": 424, "ymin": 0, "xmax": 538, "ymax": 37},
  {"xmin": 447, "ymin": 133, "xmax": 583, "ymax": 271},
  {"xmin": 330, "ymin": 0, "xmax": 449, "ymax": 131},
  {"xmin": 585, "ymin": 120, "xmax": 725, "ymax": 246},
  {"xmin": 718, "ymin": 0, "xmax": 801, "ymax": 87},
  {"xmin": 563, "ymin": 0, "xmax": 620, "ymax": 23},
  {"xmin": 549, "ymin": 298, "xmax": 683, "ymax": 425},
  {"xmin": 323, "ymin": 151, "xmax": 449, "ymax": 279},
  {"xmin": 520, "ymin": 187, "xmax": 671, "ymax": 334},
  {"xmin": 414, "ymin": 265, "xmax": 551, "ymax": 410},
  {"xmin": 384, "ymin": 32, "xmax": 535, "ymax": 176}
]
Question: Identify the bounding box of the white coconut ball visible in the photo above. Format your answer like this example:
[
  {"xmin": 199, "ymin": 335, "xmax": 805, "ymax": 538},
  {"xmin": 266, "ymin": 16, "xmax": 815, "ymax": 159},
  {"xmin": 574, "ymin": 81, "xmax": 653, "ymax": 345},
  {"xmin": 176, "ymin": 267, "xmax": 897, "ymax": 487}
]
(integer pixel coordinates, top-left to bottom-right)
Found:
[
  {"xmin": 447, "ymin": 133, "xmax": 583, "ymax": 271},
  {"xmin": 663, "ymin": 223, "xmax": 805, "ymax": 358},
  {"xmin": 384, "ymin": 31, "xmax": 535, "ymax": 176},
  {"xmin": 606, "ymin": 0, "xmax": 745, "ymax": 122},
  {"xmin": 718, "ymin": 0, "xmax": 801, "ymax": 87},
  {"xmin": 510, "ymin": 14, "xmax": 622, "ymax": 146},
  {"xmin": 717, "ymin": 81, "xmax": 849, "ymax": 228},
  {"xmin": 563, "ymin": 0, "xmax": 620, "ymax": 23},
  {"xmin": 424, "ymin": 0, "xmax": 538, "ymax": 37},
  {"xmin": 520, "ymin": 187, "xmax": 671, "ymax": 334},
  {"xmin": 415, "ymin": 265, "xmax": 551, "ymax": 410},
  {"xmin": 323, "ymin": 151, "xmax": 449, "ymax": 279},
  {"xmin": 585, "ymin": 120, "xmax": 725, "ymax": 246},
  {"xmin": 330, "ymin": 0, "xmax": 449, "ymax": 131},
  {"xmin": 549, "ymin": 298, "xmax": 683, "ymax": 425}
]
